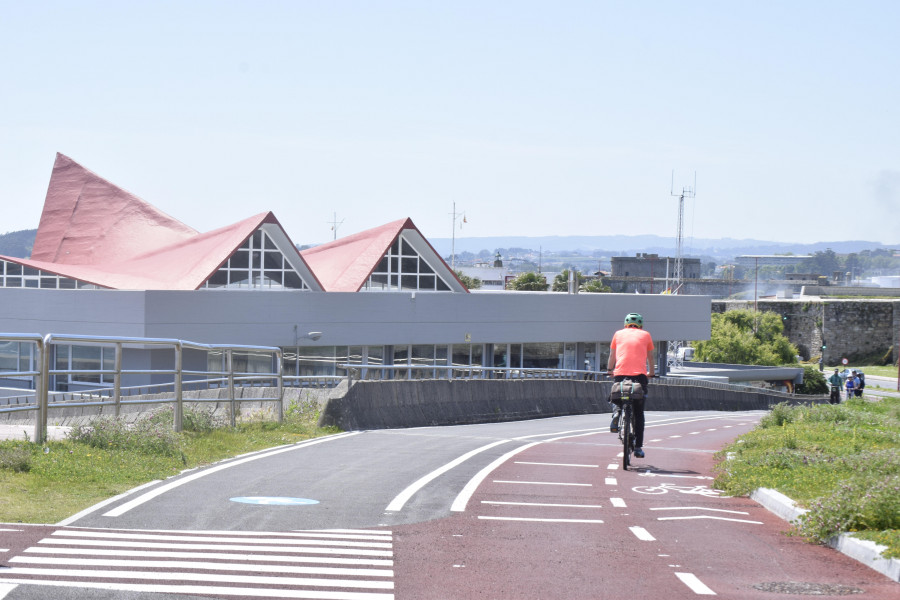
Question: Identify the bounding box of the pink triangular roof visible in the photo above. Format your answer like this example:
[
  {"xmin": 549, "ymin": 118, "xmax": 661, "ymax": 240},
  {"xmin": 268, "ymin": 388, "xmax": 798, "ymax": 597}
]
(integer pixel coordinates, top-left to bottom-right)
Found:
[
  {"xmin": 4, "ymin": 213, "xmax": 283, "ymax": 290},
  {"xmin": 301, "ymin": 218, "xmax": 467, "ymax": 292},
  {"xmin": 18, "ymin": 154, "xmax": 321, "ymax": 291},
  {"xmin": 31, "ymin": 153, "xmax": 199, "ymax": 265}
]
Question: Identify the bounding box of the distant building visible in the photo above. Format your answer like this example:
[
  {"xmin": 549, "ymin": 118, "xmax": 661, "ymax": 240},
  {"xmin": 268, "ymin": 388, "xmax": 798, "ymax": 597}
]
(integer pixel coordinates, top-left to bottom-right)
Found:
[
  {"xmin": 734, "ymin": 255, "xmax": 812, "ymax": 269},
  {"xmin": 611, "ymin": 254, "xmax": 700, "ymax": 279}
]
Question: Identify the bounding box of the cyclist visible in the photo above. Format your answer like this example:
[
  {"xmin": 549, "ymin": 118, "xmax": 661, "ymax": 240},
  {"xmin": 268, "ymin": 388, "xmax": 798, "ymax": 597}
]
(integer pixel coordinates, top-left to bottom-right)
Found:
[
  {"xmin": 827, "ymin": 368, "xmax": 842, "ymax": 404},
  {"xmin": 607, "ymin": 312, "xmax": 655, "ymax": 459}
]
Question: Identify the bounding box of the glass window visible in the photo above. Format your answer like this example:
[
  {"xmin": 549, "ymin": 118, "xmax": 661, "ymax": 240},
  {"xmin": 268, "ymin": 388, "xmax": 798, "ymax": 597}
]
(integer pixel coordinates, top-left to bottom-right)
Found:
[
  {"xmin": 364, "ymin": 233, "xmax": 455, "ymax": 292},
  {"xmin": 72, "ymin": 345, "xmax": 102, "ymax": 384},
  {"xmin": 230, "ymin": 251, "xmax": 249, "ymax": 269},
  {"xmin": 523, "ymin": 343, "xmax": 564, "ymax": 369},
  {"xmin": 0, "ymin": 341, "xmax": 18, "ymax": 371}
]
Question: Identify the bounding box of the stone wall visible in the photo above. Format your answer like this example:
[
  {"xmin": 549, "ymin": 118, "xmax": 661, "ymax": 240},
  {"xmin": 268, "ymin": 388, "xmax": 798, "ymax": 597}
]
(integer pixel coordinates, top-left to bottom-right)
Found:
[{"xmin": 712, "ymin": 299, "xmax": 900, "ymax": 365}]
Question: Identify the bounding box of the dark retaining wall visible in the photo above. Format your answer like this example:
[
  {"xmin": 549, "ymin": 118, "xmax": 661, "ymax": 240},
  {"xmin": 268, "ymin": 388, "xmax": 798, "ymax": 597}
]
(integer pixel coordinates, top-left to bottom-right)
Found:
[{"xmin": 318, "ymin": 379, "xmax": 826, "ymax": 431}]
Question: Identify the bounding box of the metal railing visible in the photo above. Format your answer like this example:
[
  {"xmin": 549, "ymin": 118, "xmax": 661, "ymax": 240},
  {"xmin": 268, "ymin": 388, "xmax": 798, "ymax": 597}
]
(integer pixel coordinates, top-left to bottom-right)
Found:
[{"xmin": 1, "ymin": 333, "xmax": 283, "ymax": 444}]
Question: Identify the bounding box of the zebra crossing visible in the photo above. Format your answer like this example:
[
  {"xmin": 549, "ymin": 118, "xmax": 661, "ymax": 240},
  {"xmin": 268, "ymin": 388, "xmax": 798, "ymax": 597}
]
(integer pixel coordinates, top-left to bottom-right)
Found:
[{"xmin": 0, "ymin": 527, "xmax": 394, "ymax": 599}]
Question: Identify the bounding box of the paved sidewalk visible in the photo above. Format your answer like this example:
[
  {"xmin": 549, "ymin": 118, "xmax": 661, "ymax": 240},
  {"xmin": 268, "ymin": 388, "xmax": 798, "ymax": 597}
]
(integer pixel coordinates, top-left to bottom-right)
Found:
[{"xmin": 0, "ymin": 423, "xmax": 71, "ymax": 442}]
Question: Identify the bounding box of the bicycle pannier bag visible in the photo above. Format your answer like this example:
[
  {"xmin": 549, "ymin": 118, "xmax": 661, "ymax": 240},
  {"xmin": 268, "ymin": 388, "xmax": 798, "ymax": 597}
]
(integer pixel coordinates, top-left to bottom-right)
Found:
[{"xmin": 609, "ymin": 380, "xmax": 644, "ymax": 401}]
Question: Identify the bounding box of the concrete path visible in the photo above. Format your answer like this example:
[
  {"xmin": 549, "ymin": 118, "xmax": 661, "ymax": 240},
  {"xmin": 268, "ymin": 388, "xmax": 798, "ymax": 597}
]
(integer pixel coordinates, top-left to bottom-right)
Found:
[{"xmin": 0, "ymin": 423, "xmax": 71, "ymax": 442}]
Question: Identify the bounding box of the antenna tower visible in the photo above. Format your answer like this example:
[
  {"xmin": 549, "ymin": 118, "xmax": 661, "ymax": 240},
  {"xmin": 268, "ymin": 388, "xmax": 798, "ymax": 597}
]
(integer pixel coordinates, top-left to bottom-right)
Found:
[
  {"xmin": 667, "ymin": 171, "xmax": 696, "ymax": 369},
  {"xmin": 328, "ymin": 212, "xmax": 345, "ymax": 240}
]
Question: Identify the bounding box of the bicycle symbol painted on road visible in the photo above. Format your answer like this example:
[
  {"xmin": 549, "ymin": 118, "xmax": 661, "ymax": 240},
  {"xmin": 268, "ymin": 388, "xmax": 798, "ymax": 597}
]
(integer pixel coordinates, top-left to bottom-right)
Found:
[{"xmin": 631, "ymin": 483, "xmax": 730, "ymax": 498}]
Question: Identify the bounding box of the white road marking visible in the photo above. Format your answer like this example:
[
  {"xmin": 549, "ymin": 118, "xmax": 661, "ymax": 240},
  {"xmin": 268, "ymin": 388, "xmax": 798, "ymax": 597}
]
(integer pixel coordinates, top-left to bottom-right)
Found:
[
  {"xmin": 478, "ymin": 516, "xmax": 604, "ymax": 524},
  {"xmin": 11, "ymin": 556, "xmax": 392, "ymax": 577},
  {"xmin": 47, "ymin": 530, "xmax": 391, "ymax": 548},
  {"xmin": 0, "ymin": 584, "xmax": 16, "ymax": 600},
  {"xmin": 515, "ymin": 461, "xmax": 597, "ymax": 468},
  {"xmin": 629, "ymin": 526, "xmax": 655, "ymax": 541},
  {"xmin": 607, "ymin": 463, "xmax": 619, "ymax": 470},
  {"xmin": 23, "ymin": 546, "xmax": 392, "ymax": 566},
  {"xmin": 610, "ymin": 498, "xmax": 627, "ymax": 508},
  {"xmin": 0, "ymin": 579, "xmax": 393, "ymax": 599},
  {"xmin": 605, "ymin": 477, "xmax": 618, "ymax": 486},
  {"xmin": 104, "ymin": 432, "xmax": 360, "ymax": 517},
  {"xmin": 656, "ymin": 515, "xmax": 763, "ymax": 524},
  {"xmin": 451, "ymin": 443, "xmax": 541, "ymax": 512},
  {"xmin": 689, "ymin": 432, "xmax": 700, "ymax": 435},
  {"xmin": 637, "ymin": 473, "xmax": 714, "ymax": 480},
  {"xmin": 386, "ymin": 440, "xmax": 510, "ymax": 511},
  {"xmin": 669, "ymin": 435, "xmax": 683, "ymax": 438},
  {"xmin": 676, "ymin": 572, "xmax": 717, "ymax": 595},
  {"xmin": 482, "ymin": 501, "xmax": 603, "ymax": 508},
  {"xmin": 493, "ymin": 480, "xmax": 591, "ymax": 487},
  {"xmin": 451, "ymin": 430, "xmax": 607, "ymax": 513},
  {"xmin": 1, "ymin": 568, "xmax": 394, "ymax": 589},
  {"xmin": 650, "ymin": 506, "xmax": 749, "ymax": 515}
]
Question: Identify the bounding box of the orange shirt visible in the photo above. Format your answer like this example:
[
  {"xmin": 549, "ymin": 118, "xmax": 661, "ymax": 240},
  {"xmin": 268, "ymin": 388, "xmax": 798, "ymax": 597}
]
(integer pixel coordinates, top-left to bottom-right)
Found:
[{"xmin": 610, "ymin": 327, "xmax": 655, "ymax": 376}]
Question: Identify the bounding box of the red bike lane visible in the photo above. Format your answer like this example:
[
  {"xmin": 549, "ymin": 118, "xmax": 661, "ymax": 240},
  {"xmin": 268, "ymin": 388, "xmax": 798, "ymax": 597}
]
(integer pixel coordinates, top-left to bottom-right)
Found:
[{"xmin": 393, "ymin": 412, "xmax": 899, "ymax": 599}]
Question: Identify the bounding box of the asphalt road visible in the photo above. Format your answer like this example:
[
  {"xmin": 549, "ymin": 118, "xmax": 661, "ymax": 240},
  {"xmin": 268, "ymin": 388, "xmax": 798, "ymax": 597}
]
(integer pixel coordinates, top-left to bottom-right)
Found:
[{"xmin": 1, "ymin": 410, "xmax": 897, "ymax": 599}]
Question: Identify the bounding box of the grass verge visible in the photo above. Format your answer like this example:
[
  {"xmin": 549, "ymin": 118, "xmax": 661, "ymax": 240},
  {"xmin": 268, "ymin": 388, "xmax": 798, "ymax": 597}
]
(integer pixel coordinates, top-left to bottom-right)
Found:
[
  {"xmin": 0, "ymin": 401, "xmax": 338, "ymax": 524},
  {"xmin": 714, "ymin": 396, "xmax": 900, "ymax": 559}
]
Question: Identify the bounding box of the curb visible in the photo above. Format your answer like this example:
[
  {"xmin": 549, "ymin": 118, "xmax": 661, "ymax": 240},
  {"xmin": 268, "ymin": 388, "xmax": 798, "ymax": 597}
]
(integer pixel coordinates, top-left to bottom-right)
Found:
[{"xmin": 750, "ymin": 487, "xmax": 900, "ymax": 582}]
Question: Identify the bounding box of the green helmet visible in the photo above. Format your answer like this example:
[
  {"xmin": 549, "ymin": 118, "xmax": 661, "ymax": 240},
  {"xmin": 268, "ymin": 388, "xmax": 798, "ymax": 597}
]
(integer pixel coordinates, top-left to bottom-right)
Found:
[{"xmin": 624, "ymin": 313, "xmax": 643, "ymax": 328}]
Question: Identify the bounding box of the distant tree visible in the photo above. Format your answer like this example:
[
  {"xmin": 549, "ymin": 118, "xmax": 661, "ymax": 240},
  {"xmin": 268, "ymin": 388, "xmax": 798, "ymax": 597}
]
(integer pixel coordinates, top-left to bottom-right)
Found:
[
  {"xmin": 455, "ymin": 271, "xmax": 482, "ymax": 290},
  {"xmin": 802, "ymin": 249, "xmax": 840, "ymax": 277},
  {"xmin": 692, "ymin": 309, "xmax": 798, "ymax": 366},
  {"xmin": 795, "ymin": 366, "xmax": 827, "ymax": 395},
  {"xmin": 580, "ymin": 279, "xmax": 612, "ymax": 293},
  {"xmin": 508, "ymin": 272, "xmax": 549, "ymax": 291},
  {"xmin": 551, "ymin": 269, "xmax": 583, "ymax": 292}
]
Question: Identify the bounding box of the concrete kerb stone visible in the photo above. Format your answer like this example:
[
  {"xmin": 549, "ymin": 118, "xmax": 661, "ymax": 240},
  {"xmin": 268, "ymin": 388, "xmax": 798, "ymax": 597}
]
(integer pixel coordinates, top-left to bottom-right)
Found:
[{"xmin": 751, "ymin": 487, "xmax": 900, "ymax": 582}]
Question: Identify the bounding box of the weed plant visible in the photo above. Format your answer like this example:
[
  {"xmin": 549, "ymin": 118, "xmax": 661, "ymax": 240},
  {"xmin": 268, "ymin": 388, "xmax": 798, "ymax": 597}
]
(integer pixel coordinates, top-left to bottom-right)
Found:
[
  {"xmin": 0, "ymin": 402, "xmax": 337, "ymax": 524},
  {"xmin": 715, "ymin": 397, "xmax": 900, "ymax": 558}
]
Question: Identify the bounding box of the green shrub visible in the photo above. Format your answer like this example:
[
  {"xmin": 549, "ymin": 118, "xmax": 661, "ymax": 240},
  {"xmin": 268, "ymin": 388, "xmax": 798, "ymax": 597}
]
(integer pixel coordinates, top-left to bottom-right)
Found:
[
  {"xmin": 797, "ymin": 474, "xmax": 900, "ymax": 543},
  {"xmin": 183, "ymin": 406, "xmax": 224, "ymax": 433},
  {"xmin": 68, "ymin": 409, "xmax": 183, "ymax": 456},
  {"xmin": 0, "ymin": 442, "xmax": 32, "ymax": 472},
  {"xmin": 285, "ymin": 395, "xmax": 321, "ymax": 426},
  {"xmin": 796, "ymin": 366, "xmax": 827, "ymax": 394}
]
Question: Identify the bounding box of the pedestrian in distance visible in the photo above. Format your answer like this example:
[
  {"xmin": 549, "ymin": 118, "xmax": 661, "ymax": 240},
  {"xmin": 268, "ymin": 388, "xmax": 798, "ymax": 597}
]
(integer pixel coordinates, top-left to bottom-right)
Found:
[
  {"xmin": 827, "ymin": 368, "xmax": 842, "ymax": 404},
  {"xmin": 851, "ymin": 370, "xmax": 863, "ymax": 398},
  {"xmin": 844, "ymin": 373, "xmax": 856, "ymax": 401}
]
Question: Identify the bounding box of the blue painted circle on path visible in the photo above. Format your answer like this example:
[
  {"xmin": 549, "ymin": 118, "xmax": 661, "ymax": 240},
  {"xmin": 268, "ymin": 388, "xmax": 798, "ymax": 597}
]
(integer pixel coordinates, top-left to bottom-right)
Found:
[{"xmin": 230, "ymin": 496, "xmax": 319, "ymax": 506}]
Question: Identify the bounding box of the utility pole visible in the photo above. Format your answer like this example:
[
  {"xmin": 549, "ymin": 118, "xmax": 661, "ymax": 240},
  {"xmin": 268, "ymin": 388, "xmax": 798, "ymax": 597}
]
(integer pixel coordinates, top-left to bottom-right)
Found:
[
  {"xmin": 667, "ymin": 171, "xmax": 696, "ymax": 370},
  {"xmin": 450, "ymin": 202, "xmax": 465, "ymax": 272},
  {"xmin": 327, "ymin": 213, "xmax": 344, "ymax": 240}
]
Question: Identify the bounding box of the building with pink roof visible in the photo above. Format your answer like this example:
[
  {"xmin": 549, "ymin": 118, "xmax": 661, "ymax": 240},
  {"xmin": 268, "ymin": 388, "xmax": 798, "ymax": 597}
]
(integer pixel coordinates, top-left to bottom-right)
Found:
[{"xmin": 0, "ymin": 154, "xmax": 708, "ymax": 395}]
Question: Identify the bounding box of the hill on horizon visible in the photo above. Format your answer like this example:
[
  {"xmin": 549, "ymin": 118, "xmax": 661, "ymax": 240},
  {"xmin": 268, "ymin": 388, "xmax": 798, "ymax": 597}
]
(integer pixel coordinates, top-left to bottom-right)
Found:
[
  {"xmin": 429, "ymin": 234, "xmax": 893, "ymax": 261},
  {"xmin": 0, "ymin": 228, "xmax": 893, "ymax": 264}
]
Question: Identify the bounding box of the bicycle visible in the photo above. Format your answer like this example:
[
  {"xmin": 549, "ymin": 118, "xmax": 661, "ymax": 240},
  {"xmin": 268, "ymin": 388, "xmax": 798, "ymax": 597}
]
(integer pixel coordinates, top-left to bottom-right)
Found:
[{"xmin": 610, "ymin": 377, "xmax": 643, "ymax": 471}]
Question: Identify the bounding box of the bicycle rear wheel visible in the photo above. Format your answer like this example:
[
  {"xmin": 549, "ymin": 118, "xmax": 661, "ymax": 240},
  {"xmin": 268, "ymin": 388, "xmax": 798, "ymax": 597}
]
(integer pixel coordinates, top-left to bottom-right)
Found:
[{"xmin": 622, "ymin": 404, "xmax": 633, "ymax": 471}]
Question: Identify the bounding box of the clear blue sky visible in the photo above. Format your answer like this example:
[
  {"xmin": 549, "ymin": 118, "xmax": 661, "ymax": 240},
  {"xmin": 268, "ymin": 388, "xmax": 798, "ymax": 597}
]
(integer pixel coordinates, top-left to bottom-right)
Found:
[{"xmin": 2, "ymin": 1, "xmax": 898, "ymax": 246}]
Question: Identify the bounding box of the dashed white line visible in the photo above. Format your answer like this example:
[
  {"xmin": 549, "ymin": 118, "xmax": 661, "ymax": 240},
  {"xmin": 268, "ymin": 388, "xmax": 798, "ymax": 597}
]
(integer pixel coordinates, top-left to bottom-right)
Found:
[
  {"xmin": 492, "ymin": 480, "xmax": 591, "ymax": 487},
  {"xmin": 515, "ymin": 461, "xmax": 597, "ymax": 468},
  {"xmin": 676, "ymin": 572, "xmax": 716, "ymax": 595},
  {"xmin": 629, "ymin": 526, "xmax": 655, "ymax": 541},
  {"xmin": 478, "ymin": 516, "xmax": 604, "ymax": 524},
  {"xmin": 605, "ymin": 477, "xmax": 617, "ymax": 486},
  {"xmin": 610, "ymin": 498, "xmax": 627, "ymax": 508},
  {"xmin": 607, "ymin": 463, "xmax": 619, "ymax": 470},
  {"xmin": 650, "ymin": 506, "xmax": 748, "ymax": 515},
  {"xmin": 482, "ymin": 501, "xmax": 603, "ymax": 508},
  {"xmin": 669, "ymin": 435, "xmax": 682, "ymax": 439}
]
